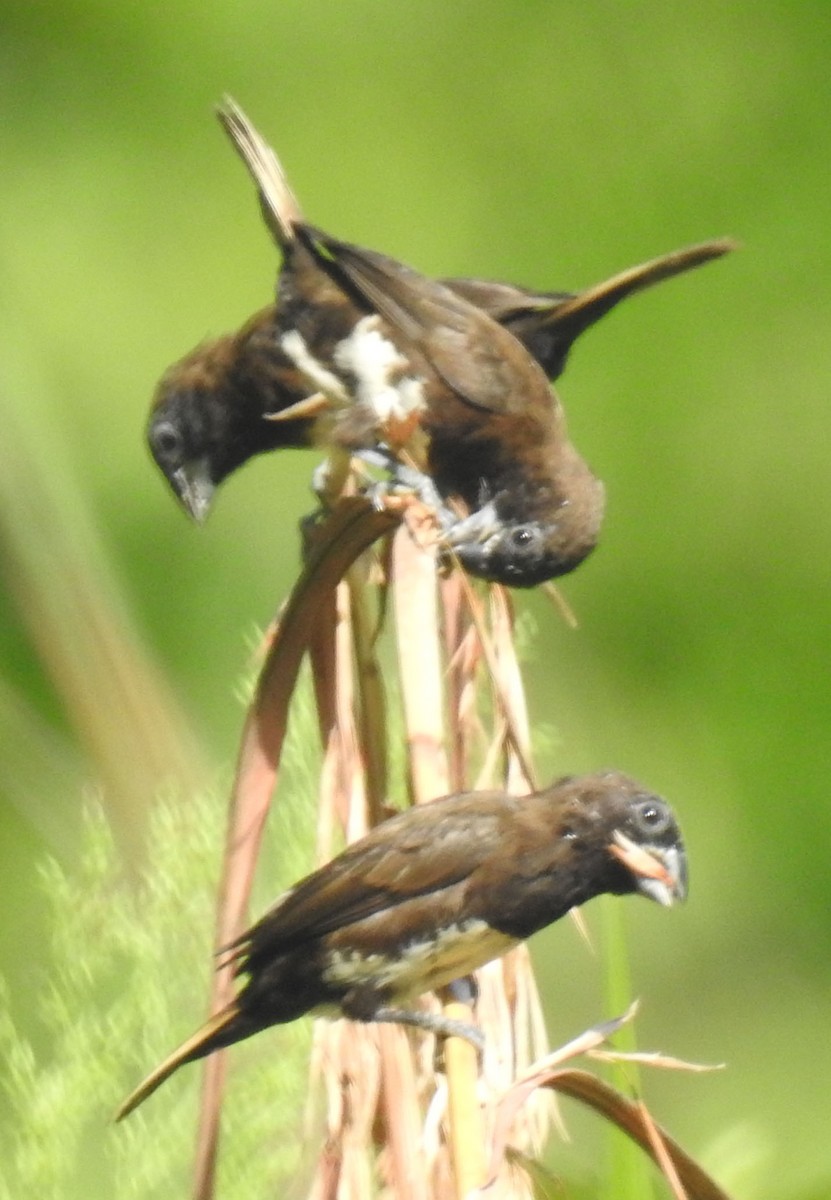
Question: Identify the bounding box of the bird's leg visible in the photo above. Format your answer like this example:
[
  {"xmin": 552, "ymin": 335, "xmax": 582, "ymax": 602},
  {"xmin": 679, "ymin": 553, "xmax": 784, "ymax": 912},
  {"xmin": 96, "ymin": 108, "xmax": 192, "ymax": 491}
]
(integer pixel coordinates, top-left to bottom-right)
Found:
[
  {"xmin": 353, "ymin": 445, "xmax": 401, "ymax": 474},
  {"xmin": 311, "ymin": 447, "xmax": 353, "ymax": 506},
  {"xmin": 355, "ymin": 446, "xmax": 455, "ymax": 526},
  {"xmin": 370, "ymin": 1006, "xmax": 485, "ymax": 1051},
  {"xmin": 446, "ymin": 974, "xmax": 479, "ymax": 1006}
]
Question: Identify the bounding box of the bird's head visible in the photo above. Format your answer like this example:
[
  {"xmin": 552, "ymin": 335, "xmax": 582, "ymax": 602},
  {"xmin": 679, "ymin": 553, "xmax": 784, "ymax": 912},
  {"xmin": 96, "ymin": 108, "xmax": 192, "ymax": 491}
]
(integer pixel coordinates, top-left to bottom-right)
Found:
[
  {"xmin": 442, "ymin": 471, "xmax": 606, "ymax": 588},
  {"xmin": 446, "ymin": 517, "xmax": 586, "ymax": 587},
  {"xmin": 559, "ymin": 771, "xmax": 688, "ymax": 908},
  {"xmin": 147, "ymin": 338, "xmax": 241, "ymax": 522}
]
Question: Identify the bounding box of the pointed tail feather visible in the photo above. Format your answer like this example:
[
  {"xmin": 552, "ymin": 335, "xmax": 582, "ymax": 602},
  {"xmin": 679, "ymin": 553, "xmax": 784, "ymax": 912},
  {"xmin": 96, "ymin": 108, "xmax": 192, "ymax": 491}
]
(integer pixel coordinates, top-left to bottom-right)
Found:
[
  {"xmin": 548, "ymin": 237, "xmax": 737, "ymax": 337},
  {"xmin": 216, "ymin": 97, "xmax": 304, "ymax": 249},
  {"xmin": 115, "ymin": 1002, "xmax": 241, "ymax": 1121}
]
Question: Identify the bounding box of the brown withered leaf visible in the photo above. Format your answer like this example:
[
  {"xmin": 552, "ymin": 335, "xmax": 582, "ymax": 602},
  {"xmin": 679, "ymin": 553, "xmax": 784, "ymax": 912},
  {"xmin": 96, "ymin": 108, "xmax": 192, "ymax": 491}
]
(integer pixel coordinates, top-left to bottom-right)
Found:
[{"xmin": 540, "ymin": 1071, "xmax": 731, "ymax": 1200}]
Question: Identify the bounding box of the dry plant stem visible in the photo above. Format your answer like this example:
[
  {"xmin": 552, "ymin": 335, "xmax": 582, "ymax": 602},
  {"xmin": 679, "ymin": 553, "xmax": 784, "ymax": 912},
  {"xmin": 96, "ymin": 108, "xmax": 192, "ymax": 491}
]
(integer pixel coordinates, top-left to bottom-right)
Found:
[
  {"xmin": 488, "ymin": 587, "xmax": 533, "ymax": 795},
  {"xmin": 392, "ymin": 531, "xmax": 485, "ymax": 1198},
  {"xmin": 347, "ymin": 554, "xmax": 389, "ymax": 826},
  {"xmin": 442, "ymin": 1000, "xmax": 486, "ymax": 1199},
  {"xmin": 306, "ymin": 570, "xmax": 338, "ymax": 741},
  {"xmin": 439, "ymin": 574, "xmax": 471, "ymax": 792},
  {"xmin": 392, "ymin": 526, "xmax": 450, "ymax": 802},
  {"xmin": 378, "ymin": 1026, "xmax": 432, "ymax": 1200},
  {"xmin": 488, "ymin": 587, "xmax": 553, "ymax": 1142},
  {"xmin": 343, "ymin": 565, "xmax": 429, "ymax": 1198},
  {"xmin": 191, "ymin": 498, "xmax": 400, "ymax": 1200},
  {"xmin": 308, "ymin": 543, "xmax": 428, "ymax": 1200},
  {"xmin": 329, "ymin": 578, "xmax": 367, "ymax": 842},
  {"xmin": 638, "ymin": 1099, "xmax": 688, "ymax": 1200},
  {"xmin": 454, "ymin": 570, "xmax": 536, "ymax": 792},
  {"xmin": 309, "ymin": 579, "xmax": 379, "ymax": 1198},
  {"xmin": 484, "ymin": 1006, "xmax": 637, "ymax": 1182}
]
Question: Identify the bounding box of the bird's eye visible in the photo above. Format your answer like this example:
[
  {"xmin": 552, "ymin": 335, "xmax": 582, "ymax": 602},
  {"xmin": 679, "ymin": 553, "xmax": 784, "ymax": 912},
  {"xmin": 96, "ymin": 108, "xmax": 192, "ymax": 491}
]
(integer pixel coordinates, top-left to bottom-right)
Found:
[
  {"xmin": 509, "ymin": 526, "xmax": 538, "ymax": 550},
  {"xmin": 152, "ymin": 423, "xmax": 181, "ymax": 458},
  {"xmin": 634, "ymin": 801, "xmax": 672, "ymax": 836}
]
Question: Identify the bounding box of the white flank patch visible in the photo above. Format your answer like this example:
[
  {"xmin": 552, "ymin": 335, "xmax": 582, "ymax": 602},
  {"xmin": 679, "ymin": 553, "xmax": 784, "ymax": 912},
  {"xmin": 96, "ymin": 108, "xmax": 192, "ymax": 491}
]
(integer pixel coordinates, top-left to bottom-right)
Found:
[
  {"xmin": 280, "ymin": 330, "xmax": 349, "ymax": 404},
  {"xmin": 322, "ymin": 919, "xmax": 517, "ymax": 1000},
  {"xmin": 334, "ymin": 315, "xmax": 426, "ymax": 423}
]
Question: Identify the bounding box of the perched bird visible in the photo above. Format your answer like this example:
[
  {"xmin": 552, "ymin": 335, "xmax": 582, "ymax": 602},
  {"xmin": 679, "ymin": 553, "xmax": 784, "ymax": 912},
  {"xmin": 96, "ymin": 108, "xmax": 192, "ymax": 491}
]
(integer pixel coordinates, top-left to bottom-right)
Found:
[
  {"xmin": 148, "ymin": 240, "xmax": 732, "ymax": 525},
  {"xmin": 116, "ymin": 771, "xmax": 686, "ymax": 1119},
  {"xmin": 161, "ymin": 101, "xmax": 604, "ymax": 587},
  {"xmin": 148, "ymin": 101, "xmax": 733, "ymax": 585}
]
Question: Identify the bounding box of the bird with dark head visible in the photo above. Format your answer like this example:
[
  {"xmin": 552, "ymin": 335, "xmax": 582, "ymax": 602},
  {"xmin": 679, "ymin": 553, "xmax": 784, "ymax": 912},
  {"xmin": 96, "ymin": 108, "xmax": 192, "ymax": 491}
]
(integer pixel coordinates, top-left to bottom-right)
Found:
[
  {"xmin": 265, "ymin": 218, "xmax": 608, "ymax": 586},
  {"xmin": 116, "ymin": 770, "xmax": 686, "ymax": 1119},
  {"xmin": 147, "ymin": 306, "xmax": 314, "ymax": 522},
  {"xmin": 148, "ymin": 240, "xmax": 733, "ymax": 528},
  {"xmin": 147, "ymin": 101, "xmax": 733, "ymax": 585},
  {"xmin": 198, "ymin": 100, "xmax": 605, "ymax": 587}
]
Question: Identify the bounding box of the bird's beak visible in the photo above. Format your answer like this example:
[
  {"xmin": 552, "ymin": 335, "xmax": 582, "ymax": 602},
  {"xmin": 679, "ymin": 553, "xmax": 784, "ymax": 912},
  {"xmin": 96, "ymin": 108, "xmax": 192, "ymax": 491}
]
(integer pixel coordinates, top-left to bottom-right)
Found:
[
  {"xmin": 610, "ymin": 831, "xmax": 688, "ymax": 907},
  {"xmin": 171, "ymin": 461, "xmax": 215, "ymax": 523}
]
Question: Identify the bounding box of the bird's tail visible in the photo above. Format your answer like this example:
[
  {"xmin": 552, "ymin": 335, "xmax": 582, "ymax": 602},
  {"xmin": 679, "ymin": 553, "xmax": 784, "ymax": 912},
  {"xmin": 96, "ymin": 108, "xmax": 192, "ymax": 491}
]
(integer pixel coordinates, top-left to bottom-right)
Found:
[
  {"xmin": 115, "ymin": 1001, "xmax": 242, "ymax": 1121},
  {"xmin": 217, "ymin": 97, "xmax": 304, "ymax": 249},
  {"xmin": 548, "ymin": 237, "xmax": 737, "ymax": 340}
]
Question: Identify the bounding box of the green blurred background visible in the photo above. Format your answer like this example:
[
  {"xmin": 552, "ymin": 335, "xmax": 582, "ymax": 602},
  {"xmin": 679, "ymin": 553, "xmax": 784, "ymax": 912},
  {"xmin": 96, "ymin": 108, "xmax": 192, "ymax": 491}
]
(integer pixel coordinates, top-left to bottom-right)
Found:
[{"xmin": 1, "ymin": 2, "xmax": 829, "ymax": 1197}]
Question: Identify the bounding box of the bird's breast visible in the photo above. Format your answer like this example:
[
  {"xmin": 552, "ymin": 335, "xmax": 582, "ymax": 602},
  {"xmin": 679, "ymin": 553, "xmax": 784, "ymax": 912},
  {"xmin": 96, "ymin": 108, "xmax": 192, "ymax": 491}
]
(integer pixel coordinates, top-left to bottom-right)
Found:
[{"xmin": 322, "ymin": 918, "xmax": 518, "ymax": 1002}]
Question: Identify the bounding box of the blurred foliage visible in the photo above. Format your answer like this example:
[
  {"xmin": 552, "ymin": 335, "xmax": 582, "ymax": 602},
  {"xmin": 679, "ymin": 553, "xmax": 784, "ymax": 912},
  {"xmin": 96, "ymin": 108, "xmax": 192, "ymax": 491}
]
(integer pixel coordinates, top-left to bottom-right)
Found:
[
  {"xmin": 0, "ymin": 779, "xmax": 315, "ymax": 1200},
  {"xmin": 1, "ymin": 2, "xmax": 830, "ymax": 1197}
]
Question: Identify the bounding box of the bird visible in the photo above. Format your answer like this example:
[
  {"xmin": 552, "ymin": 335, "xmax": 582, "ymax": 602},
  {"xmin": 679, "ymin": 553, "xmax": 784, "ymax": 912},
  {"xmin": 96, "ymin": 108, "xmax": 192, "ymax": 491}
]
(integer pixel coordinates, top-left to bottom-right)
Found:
[
  {"xmin": 115, "ymin": 770, "xmax": 686, "ymax": 1119},
  {"xmin": 272, "ymin": 220, "xmax": 610, "ymax": 586},
  {"xmin": 150, "ymin": 104, "xmax": 584, "ymax": 586},
  {"xmin": 148, "ymin": 240, "xmax": 732, "ymax": 525},
  {"xmin": 148, "ymin": 100, "xmax": 733, "ymax": 586}
]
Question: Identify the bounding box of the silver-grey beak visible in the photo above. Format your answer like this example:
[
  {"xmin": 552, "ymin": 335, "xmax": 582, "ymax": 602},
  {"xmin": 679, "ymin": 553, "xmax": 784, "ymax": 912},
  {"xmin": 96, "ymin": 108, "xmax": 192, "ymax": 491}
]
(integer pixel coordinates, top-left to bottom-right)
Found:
[
  {"xmin": 442, "ymin": 501, "xmax": 500, "ymax": 546},
  {"xmin": 171, "ymin": 461, "xmax": 215, "ymax": 524},
  {"xmin": 611, "ymin": 832, "xmax": 688, "ymax": 908}
]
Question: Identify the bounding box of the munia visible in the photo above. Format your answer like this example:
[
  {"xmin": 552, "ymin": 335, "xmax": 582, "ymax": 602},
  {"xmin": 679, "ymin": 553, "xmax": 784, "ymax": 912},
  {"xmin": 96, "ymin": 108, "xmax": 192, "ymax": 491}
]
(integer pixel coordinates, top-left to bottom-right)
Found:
[
  {"xmin": 116, "ymin": 771, "xmax": 686, "ymax": 1118},
  {"xmin": 148, "ymin": 99, "xmax": 733, "ymax": 585}
]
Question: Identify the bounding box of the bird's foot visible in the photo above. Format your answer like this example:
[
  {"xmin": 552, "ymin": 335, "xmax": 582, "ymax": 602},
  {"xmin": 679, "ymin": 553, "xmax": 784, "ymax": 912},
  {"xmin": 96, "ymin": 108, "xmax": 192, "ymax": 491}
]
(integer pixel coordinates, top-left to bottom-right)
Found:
[
  {"xmin": 446, "ymin": 974, "xmax": 479, "ymax": 1007},
  {"xmin": 351, "ymin": 447, "xmax": 446, "ymax": 511},
  {"xmin": 371, "ymin": 1005, "xmax": 485, "ymax": 1052}
]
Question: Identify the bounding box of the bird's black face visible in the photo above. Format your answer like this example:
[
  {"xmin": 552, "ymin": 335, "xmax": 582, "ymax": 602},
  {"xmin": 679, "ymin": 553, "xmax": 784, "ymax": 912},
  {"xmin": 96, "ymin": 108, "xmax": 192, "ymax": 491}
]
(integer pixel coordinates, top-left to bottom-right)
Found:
[
  {"xmin": 147, "ymin": 403, "xmax": 217, "ymax": 523},
  {"xmin": 146, "ymin": 370, "xmax": 247, "ymax": 524},
  {"xmin": 450, "ymin": 521, "xmax": 590, "ymax": 588},
  {"xmin": 608, "ymin": 792, "xmax": 687, "ymax": 906}
]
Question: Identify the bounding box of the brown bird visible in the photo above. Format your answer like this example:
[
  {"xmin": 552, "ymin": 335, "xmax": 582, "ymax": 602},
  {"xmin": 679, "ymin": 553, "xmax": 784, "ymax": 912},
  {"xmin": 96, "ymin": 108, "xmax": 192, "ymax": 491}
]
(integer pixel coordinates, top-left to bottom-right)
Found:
[
  {"xmin": 148, "ymin": 240, "xmax": 732, "ymax": 524},
  {"xmin": 116, "ymin": 771, "xmax": 686, "ymax": 1119},
  {"xmin": 272, "ymin": 220, "xmax": 610, "ymax": 586},
  {"xmin": 148, "ymin": 102, "xmax": 733, "ymax": 585}
]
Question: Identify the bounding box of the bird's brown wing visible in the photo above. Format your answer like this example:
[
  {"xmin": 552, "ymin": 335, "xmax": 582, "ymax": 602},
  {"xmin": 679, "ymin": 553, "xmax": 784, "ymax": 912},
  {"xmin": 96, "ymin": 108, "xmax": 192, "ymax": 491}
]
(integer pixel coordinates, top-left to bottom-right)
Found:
[
  {"xmin": 232, "ymin": 793, "xmax": 520, "ymax": 969},
  {"xmin": 441, "ymin": 277, "xmax": 575, "ymax": 322},
  {"xmin": 296, "ymin": 225, "xmax": 554, "ymax": 418},
  {"xmin": 446, "ymin": 239, "xmax": 733, "ymax": 336}
]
